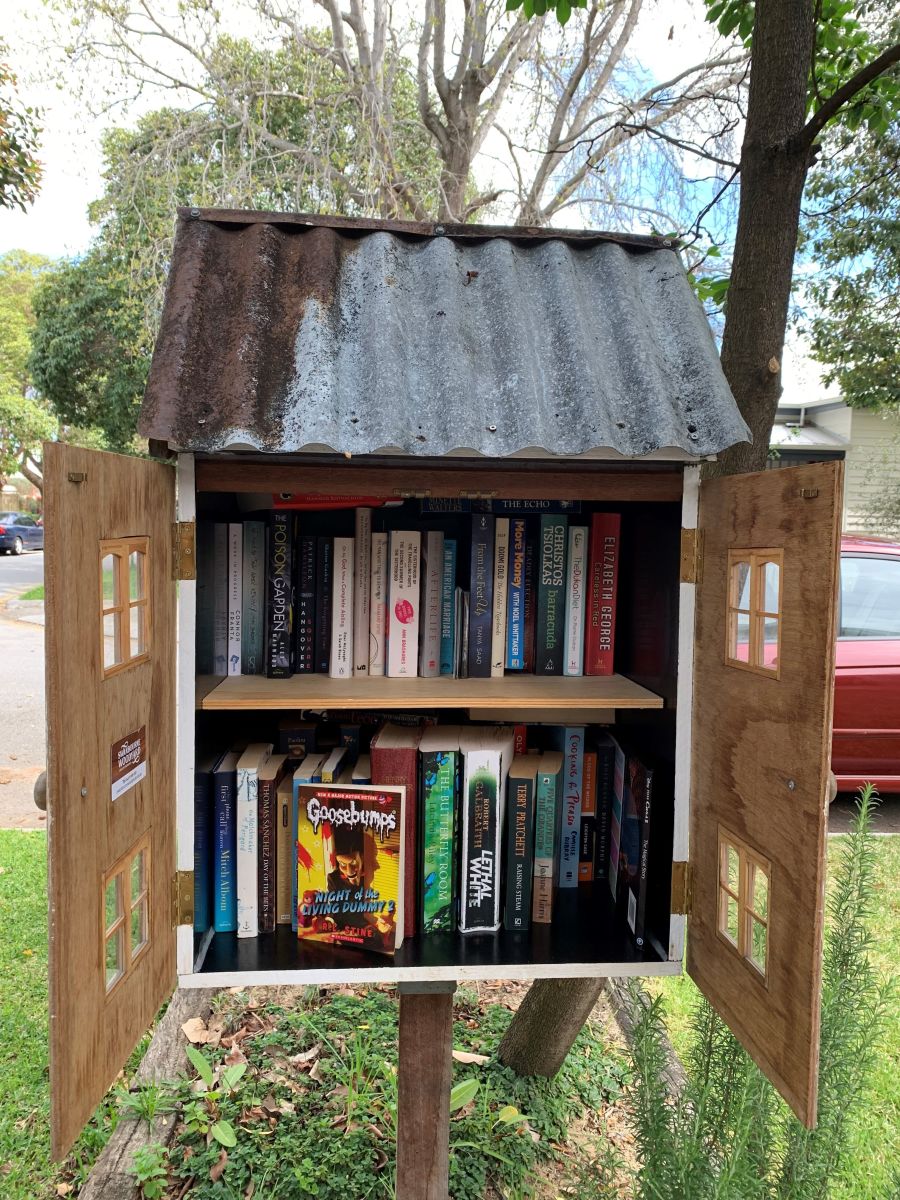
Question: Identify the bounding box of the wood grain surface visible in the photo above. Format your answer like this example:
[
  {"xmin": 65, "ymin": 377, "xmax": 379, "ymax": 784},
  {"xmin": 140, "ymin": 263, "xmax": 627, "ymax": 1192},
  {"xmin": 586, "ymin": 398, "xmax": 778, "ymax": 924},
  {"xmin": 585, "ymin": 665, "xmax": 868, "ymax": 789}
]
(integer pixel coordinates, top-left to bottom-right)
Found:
[{"xmin": 396, "ymin": 990, "xmax": 455, "ymax": 1200}]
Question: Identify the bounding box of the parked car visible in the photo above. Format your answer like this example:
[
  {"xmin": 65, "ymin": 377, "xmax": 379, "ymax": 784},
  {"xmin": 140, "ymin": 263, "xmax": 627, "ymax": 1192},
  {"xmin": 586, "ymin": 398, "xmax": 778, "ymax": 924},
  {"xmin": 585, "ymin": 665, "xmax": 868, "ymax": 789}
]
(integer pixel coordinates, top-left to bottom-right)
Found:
[
  {"xmin": 0, "ymin": 512, "xmax": 44, "ymax": 554},
  {"xmin": 833, "ymin": 535, "xmax": 900, "ymax": 794}
]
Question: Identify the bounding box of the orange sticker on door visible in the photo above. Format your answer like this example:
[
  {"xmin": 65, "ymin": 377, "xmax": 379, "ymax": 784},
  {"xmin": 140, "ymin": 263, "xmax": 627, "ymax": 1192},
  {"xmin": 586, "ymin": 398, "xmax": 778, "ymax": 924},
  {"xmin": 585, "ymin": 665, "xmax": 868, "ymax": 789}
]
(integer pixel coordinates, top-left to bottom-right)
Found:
[{"xmin": 111, "ymin": 726, "xmax": 147, "ymax": 802}]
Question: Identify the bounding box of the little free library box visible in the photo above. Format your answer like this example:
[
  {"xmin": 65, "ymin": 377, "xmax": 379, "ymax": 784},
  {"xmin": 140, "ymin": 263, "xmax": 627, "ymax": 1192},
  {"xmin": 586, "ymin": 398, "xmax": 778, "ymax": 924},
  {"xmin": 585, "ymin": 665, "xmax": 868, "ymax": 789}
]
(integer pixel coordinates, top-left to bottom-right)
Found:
[{"xmin": 45, "ymin": 209, "xmax": 843, "ymax": 1164}]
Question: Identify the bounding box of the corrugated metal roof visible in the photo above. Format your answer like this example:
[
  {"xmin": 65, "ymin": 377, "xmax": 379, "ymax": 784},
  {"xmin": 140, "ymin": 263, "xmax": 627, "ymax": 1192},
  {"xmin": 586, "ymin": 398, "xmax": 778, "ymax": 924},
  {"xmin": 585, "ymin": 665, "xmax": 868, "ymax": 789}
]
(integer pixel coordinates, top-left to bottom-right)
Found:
[
  {"xmin": 140, "ymin": 209, "xmax": 750, "ymax": 459},
  {"xmin": 770, "ymin": 423, "xmax": 849, "ymax": 449}
]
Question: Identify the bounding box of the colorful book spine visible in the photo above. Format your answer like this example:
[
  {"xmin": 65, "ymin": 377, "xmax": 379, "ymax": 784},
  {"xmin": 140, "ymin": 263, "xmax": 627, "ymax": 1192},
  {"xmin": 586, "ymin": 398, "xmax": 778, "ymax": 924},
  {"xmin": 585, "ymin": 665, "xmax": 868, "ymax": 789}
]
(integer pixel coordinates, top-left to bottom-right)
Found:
[
  {"xmin": 594, "ymin": 734, "xmax": 616, "ymax": 881},
  {"xmin": 467, "ymin": 514, "xmax": 494, "ymax": 678},
  {"xmin": 536, "ymin": 515, "xmax": 567, "ymax": 675},
  {"xmin": 193, "ymin": 760, "xmax": 213, "ymax": 931},
  {"xmin": 265, "ymin": 511, "xmax": 293, "ymax": 678},
  {"xmin": 292, "ymin": 755, "xmax": 326, "ymax": 932},
  {"xmin": 522, "ymin": 531, "xmax": 537, "ymax": 673},
  {"xmin": 236, "ymin": 747, "xmax": 269, "ymax": 938},
  {"xmin": 295, "ymin": 533, "xmax": 316, "ymax": 674},
  {"xmin": 258, "ymin": 757, "xmax": 286, "ymax": 934},
  {"xmin": 329, "ymin": 536, "xmax": 354, "ymax": 678},
  {"xmin": 506, "ymin": 519, "xmax": 527, "ymax": 669},
  {"xmin": 275, "ymin": 774, "xmax": 294, "ymax": 925},
  {"xmin": 370, "ymin": 724, "xmax": 423, "ymax": 939},
  {"xmin": 586, "ymin": 513, "xmax": 621, "ymax": 676},
  {"xmin": 227, "ymin": 523, "xmax": 242, "ymax": 675},
  {"xmin": 387, "ymin": 531, "xmax": 421, "ymax": 678},
  {"xmin": 195, "ymin": 523, "xmax": 215, "ymax": 674},
  {"xmin": 578, "ymin": 750, "xmax": 597, "ymax": 883},
  {"xmin": 212, "ymin": 522, "xmax": 228, "ymax": 676},
  {"xmin": 504, "ymin": 757, "xmax": 537, "ymax": 932},
  {"xmin": 212, "ymin": 752, "xmax": 238, "ymax": 932},
  {"xmin": 490, "ymin": 518, "xmax": 509, "ymax": 678},
  {"xmin": 420, "ymin": 741, "xmax": 459, "ymax": 932},
  {"xmin": 368, "ymin": 531, "xmax": 388, "ymax": 676},
  {"xmin": 420, "ymin": 531, "xmax": 444, "ymax": 679},
  {"xmin": 553, "ymin": 726, "xmax": 584, "ymax": 889},
  {"xmin": 532, "ymin": 752, "xmax": 562, "ymax": 924},
  {"xmin": 353, "ymin": 508, "xmax": 371, "ymax": 676},
  {"xmin": 241, "ymin": 520, "xmax": 265, "ymax": 675},
  {"xmin": 563, "ymin": 525, "xmax": 587, "ymax": 677},
  {"xmin": 314, "ymin": 536, "xmax": 333, "ymax": 673},
  {"xmin": 459, "ymin": 728, "xmax": 515, "ymax": 933},
  {"xmin": 439, "ymin": 538, "xmax": 457, "ymax": 676}
]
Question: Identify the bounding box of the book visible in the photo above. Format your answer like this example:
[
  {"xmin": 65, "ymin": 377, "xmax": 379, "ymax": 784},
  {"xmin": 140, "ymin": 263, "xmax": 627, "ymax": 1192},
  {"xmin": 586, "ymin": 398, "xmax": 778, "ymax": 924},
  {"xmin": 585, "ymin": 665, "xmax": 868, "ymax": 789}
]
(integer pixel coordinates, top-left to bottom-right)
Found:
[
  {"xmin": 258, "ymin": 753, "xmax": 287, "ymax": 933},
  {"xmin": 236, "ymin": 742, "xmax": 273, "ymax": 937},
  {"xmin": 551, "ymin": 726, "xmax": 584, "ymax": 889},
  {"xmin": 532, "ymin": 751, "xmax": 563, "ymax": 924},
  {"xmin": 522, "ymin": 531, "xmax": 537, "ymax": 673},
  {"xmin": 617, "ymin": 755, "xmax": 641, "ymax": 925},
  {"xmin": 578, "ymin": 750, "xmax": 597, "ymax": 883},
  {"xmin": 265, "ymin": 511, "xmax": 293, "ymax": 678},
  {"xmin": 607, "ymin": 737, "xmax": 627, "ymax": 903},
  {"xmin": 370, "ymin": 722, "xmax": 424, "ymax": 939},
  {"xmin": 295, "ymin": 533, "xmax": 316, "ymax": 673},
  {"xmin": 329, "ymin": 536, "xmax": 354, "ymax": 678},
  {"xmin": 536, "ymin": 515, "xmax": 567, "ymax": 674},
  {"xmin": 277, "ymin": 719, "xmax": 316, "ymax": 759},
  {"xmin": 563, "ymin": 525, "xmax": 587, "ymax": 676},
  {"xmin": 353, "ymin": 509, "xmax": 371, "ymax": 676},
  {"xmin": 593, "ymin": 732, "xmax": 616, "ymax": 881},
  {"xmin": 491, "ymin": 518, "xmax": 509, "ymax": 678},
  {"xmin": 352, "ymin": 754, "xmax": 371, "ymax": 784},
  {"xmin": 227, "ymin": 523, "xmax": 242, "ymax": 675},
  {"xmin": 504, "ymin": 755, "xmax": 538, "ymax": 932},
  {"xmin": 420, "ymin": 531, "xmax": 444, "ymax": 678},
  {"xmin": 368, "ymin": 531, "xmax": 388, "ymax": 676},
  {"xmin": 624, "ymin": 755, "xmax": 654, "ymax": 948},
  {"xmin": 455, "ymin": 588, "xmax": 469, "ymax": 678},
  {"xmin": 292, "ymin": 754, "xmax": 327, "ymax": 931},
  {"xmin": 314, "ymin": 536, "xmax": 333, "ymax": 674},
  {"xmin": 387, "ymin": 531, "xmax": 421, "ymax": 678},
  {"xmin": 418, "ymin": 725, "xmax": 460, "ymax": 933},
  {"xmin": 458, "ymin": 725, "xmax": 516, "ymax": 933},
  {"xmin": 439, "ymin": 538, "xmax": 457, "ymax": 675},
  {"xmin": 212, "ymin": 522, "xmax": 228, "ymax": 676},
  {"xmin": 276, "ymin": 770, "xmax": 294, "ymax": 925},
  {"xmin": 467, "ymin": 514, "xmax": 494, "ymax": 678},
  {"xmin": 586, "ymin": 514, "xmax": 621, "ymax": 676},
  {"xmin": 295, "ymin": 783, "xmax": 405, "ymax": 955},
  {"xmin": 241, "ymin": 520, "xmax": 265, "ymax": 675},
  {"xmin": 320, "ymin": 746, "xmax": 349, "ymax": 784},
  {"xmin": 195, "ymin": 523, "xmax": 215, "ymax": 674},
  {"xmin": 212, "ymin": 750, "xmax": 240, "ymax": 932},
  {"xmin": 506, "ymin": 518, "xmax": 527, "ymax": 669},
  {"xmin": 193, "ymin": 752, "xmax": 217, "ymax": 931}
]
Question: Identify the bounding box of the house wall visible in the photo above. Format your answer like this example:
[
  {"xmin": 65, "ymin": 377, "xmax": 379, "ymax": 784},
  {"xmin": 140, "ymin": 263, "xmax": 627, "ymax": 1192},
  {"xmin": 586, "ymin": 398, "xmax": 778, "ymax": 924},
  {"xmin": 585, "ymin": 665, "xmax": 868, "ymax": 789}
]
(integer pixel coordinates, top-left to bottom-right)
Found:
[{"xmin": 839, "ymin": 410, "xmax": 900, "ymax": 535}]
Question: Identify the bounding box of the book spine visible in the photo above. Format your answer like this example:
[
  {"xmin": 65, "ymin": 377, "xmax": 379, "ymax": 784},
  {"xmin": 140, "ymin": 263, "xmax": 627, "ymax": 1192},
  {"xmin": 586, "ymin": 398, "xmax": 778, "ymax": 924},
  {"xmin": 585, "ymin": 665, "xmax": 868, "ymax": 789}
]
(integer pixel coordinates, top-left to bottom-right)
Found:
[
  {"xmin": 631, "ymin": 767, "xmax": 653, "ymax": 948},
  {"xmin": 578, "ymin": 750, "xmax": 597, "ymax": 883},
  {"xmin": 314, "ymin": 537, "xmax": 333, "ymax": 673},
  {"xmin": 491, "ymin": 518, "xmax": 509, "ymax": 677},
  {"xmin": 536, "ymin": 516, "xmax": 567, "ymax": 675},
  {"xmin": 368, "ymin": 532, "xmax": 388, "ymax": 676},
  {"xmin": 608, "ymin": 744, "xmax": 626, "ymax": 902},
  {"xmin": 265, "ymin": 512, "xmax": 293, "ymax": 678},
  {"xmin": 467, "ymin": 514, "xmax": 494, "ymax": 678},
  {"xmin": 236, "ymin": 766, "xmax": 258, "ymax": 937},
  {"xmin": 193, "ymin": 770, "xmax": 212, "ymax": 931},
  {"xmin": 585, "ymin": 513, "xmax": 621, "ymax": 676},
  {"xmin": 506, "ymin": 519, "xmax": 527, "ymax": 669},
  {"xmin": 563, "ymin": 525, "xmax": 587, "ymax": 676},
  {"xmin": 439, "ymin": 539, "xmax": 457, "ymax": 675},
  {"xmin": 291, "ymin": 778, "xmax": 300, "ymax": 932},
  {"xmin": 227, "ymin": 523, "xmax": 242, "ymax": 675},
  {"xmin": 258, "ymin": 775, "xmax": 277, "ymax": 933},
  {"xmin": 455, "ymin": 588, "xmax": 468, "ymax": 678},
  {"xmin": 513, "ymin": 725, "xmax": 527, "ymax": 756},
  {"xmin": 295, "ymin": 534, "xmax": 316, "ymax": 673},
  {"xmin": 212, "ymin": 523, "xmax": 228, "ymax": 675},
  {"xmin": 557, "ymin": 727, "xmax": 584, "ymax": 889},
  {"xmin": 195, "ymin": 523, "xmax": 215, "ymax": 674},
  {"xmin": 532, "ymin": 768, "xmax": 558, "ymax": 924},
  {"xmin": 213, "ymin": 769, "xmax": 237, "ymax": 932},
  {"xmin": 353, "ymin": 509, "xmax": 371, "ymax": 675},
  {"xmin": 241, "ymin": 521, "xmax": 265, "ymax": 675},
  {"xmin": 420, "ymin": 749, "xmax": 457, "ymax": 932},
  {"xmin": 370, "ymin": 741, "xmax": 420, "ymax": 939},
  {"xmin": 459, "ymin": 750, "xmax": 501, "ymax": 932},
  {"xmin": 504, "ymin": 774, "xmax": 534, "ymax": 931},
  {"xmin": 387, "ymin": 531, "xmax": 421, "ymax": 678},
  {"xmin": 420, "ymin": 531, "xmax": 444, "ymax": 678},
  {"xmin": 276, "ymin": 785, "xmax": 292, "ymax": 924},
  {"xmin": 522, "ymin": 530, "xmax": 537, "ymax": 673},
  {"xmin": 329, "ymin": 536, "xmax": 355, "ymax": 678},
  {"xmin": 594, "ymin": 743, "xmax": 614, "ymax": 880}
]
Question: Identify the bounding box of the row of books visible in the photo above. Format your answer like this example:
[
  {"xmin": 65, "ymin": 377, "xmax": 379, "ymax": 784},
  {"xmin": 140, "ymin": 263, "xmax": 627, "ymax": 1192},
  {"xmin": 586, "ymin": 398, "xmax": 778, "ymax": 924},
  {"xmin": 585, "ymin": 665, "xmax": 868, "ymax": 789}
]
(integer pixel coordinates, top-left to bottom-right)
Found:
[
  {"xmin": 195, "ymin": 504, "xmax": 620, "ymax": 680},
  {"xmin": 194, "ymin": 717, "xmax": 669, "ymax": 954}
]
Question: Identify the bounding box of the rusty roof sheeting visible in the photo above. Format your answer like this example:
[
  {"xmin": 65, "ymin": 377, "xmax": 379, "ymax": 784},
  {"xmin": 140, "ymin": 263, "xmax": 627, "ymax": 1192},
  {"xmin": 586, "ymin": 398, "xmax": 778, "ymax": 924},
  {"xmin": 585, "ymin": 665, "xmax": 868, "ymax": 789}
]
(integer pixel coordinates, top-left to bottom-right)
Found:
[{"xmin": 140, "ymin": 211, "xmax": 750, "ymax": 459}]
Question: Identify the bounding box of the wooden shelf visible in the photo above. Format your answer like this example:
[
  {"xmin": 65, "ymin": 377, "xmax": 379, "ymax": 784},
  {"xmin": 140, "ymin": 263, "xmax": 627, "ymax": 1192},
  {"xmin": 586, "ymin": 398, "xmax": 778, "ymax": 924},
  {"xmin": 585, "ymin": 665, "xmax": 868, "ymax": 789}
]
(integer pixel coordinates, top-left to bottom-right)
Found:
[{"xmin": 196, "ymin": 672, "xmax": 663, "ymax": 711}]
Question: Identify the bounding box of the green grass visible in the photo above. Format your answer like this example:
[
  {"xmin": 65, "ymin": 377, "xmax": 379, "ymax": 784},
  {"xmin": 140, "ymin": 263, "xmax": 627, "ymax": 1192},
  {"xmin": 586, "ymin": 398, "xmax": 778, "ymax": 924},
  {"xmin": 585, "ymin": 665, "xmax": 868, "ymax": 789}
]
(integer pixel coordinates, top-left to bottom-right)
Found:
[{"xmin": 17, "ymin": 585, "xmax": 44, "ymax": 601}]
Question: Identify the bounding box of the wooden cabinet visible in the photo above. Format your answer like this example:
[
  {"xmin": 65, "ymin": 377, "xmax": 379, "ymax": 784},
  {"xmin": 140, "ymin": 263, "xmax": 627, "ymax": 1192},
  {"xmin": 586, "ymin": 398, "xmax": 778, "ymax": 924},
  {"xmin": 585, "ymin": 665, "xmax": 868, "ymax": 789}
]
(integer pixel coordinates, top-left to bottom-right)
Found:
[{"xmin": 44, "ymin": 441, "xmax": 843, "ymax": 1155}]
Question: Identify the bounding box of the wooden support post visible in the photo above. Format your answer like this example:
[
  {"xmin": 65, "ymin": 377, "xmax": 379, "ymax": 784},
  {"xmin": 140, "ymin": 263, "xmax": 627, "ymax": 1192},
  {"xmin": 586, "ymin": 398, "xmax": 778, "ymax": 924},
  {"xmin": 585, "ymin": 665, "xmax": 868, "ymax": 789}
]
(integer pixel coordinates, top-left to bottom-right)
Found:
[{"xmin": 396, "ymin": 981, "xmax": 456, "ymax": 1200}]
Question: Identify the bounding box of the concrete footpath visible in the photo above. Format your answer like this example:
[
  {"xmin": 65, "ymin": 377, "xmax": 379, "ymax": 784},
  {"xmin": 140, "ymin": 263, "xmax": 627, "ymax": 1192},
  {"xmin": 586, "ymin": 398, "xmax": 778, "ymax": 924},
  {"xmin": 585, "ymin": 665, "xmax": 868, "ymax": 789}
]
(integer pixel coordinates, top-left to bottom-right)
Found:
[{"xmin": 0, "ymin": 595, "xmax": 46, "ymax": 830}]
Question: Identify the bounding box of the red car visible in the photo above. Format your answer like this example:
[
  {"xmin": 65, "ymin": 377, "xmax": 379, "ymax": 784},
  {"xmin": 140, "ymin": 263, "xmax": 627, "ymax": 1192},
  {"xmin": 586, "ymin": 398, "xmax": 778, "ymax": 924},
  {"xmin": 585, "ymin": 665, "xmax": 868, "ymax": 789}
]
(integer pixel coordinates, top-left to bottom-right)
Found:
[{"xmin": 833, "ymin": 535, "xmax": 900, "ymax": 794}]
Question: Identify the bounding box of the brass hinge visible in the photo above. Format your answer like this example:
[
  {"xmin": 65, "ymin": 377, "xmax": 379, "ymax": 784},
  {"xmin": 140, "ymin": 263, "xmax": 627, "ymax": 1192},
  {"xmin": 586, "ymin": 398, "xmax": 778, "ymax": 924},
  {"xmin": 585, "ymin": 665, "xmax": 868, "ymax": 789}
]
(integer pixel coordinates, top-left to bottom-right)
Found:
[
  {"xmin": 671, "ymin": 861, "xmax": 693, "ymax": 916},
  {"xmin": 172, "ymin": 521, "xmax": 196, "ymax": 580},
  {"xmin": 680, "ymin": 527, "xmax": 703, "ymax": 585},
  {"xmin": 173, "ymin": 870, "xmax": 194, "ymax": 926}
]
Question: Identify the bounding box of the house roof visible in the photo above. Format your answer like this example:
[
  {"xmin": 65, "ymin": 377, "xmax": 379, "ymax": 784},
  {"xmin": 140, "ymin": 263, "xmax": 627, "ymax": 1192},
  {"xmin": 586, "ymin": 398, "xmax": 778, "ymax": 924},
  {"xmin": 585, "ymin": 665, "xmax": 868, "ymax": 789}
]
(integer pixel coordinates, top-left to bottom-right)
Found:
[
  {"xmin": 139, "ymin": 208, "xmax": 750, "ymax": 460},
  {"xmin": 770, "ymin": 423, "xmax": 849, "ymax": 450}
]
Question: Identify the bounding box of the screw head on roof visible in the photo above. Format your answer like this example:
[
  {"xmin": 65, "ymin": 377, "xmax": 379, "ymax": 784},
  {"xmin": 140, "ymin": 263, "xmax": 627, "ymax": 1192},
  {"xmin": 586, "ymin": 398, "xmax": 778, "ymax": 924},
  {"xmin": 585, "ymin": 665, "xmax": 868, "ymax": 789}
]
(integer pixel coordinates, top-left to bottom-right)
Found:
[
  {"xmin": 189, "ymin": 207, "xmax": 200, "ymax": 218},
  {"xmin": 434, "ymin": 224, "xmax": 445, "ymax": 235},
  {"xmin": 662, "ymin": 239, "xmax": 672, "ymax": 247},
  {"xmin": 487, "ymin": 423, "xmax": 497, "ymax": 432}
]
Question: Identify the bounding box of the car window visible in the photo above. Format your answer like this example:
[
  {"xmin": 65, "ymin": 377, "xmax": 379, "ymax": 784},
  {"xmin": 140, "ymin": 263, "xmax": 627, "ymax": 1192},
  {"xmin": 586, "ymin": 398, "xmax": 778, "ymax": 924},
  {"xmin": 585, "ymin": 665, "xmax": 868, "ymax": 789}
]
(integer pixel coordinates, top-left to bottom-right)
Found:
[
  {"xmin": 840, "ymin": 555, "xmax": 900, "ymax": 638},
  {"xmin": 17, "ymin": 516, "xmax": 34, "ymax": 526}
]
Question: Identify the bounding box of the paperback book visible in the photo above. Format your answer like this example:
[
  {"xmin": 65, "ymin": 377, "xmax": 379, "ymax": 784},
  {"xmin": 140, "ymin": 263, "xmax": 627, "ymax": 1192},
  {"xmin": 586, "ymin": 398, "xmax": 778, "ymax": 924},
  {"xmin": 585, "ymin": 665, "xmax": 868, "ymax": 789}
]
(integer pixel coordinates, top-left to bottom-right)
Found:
[
  {"xmin": 503, "ymin": 755, "xmax": 538, "ymax": 932},
  {"xmin": 265, "ymin": 512, "xmax": 293, "ymax": 678},
  {"xmin": 419, "ymin": 726, "xmax": 460, "ymax": 933},
  {"xmin": 241, "ymin": 520, "xmax": 265, "ymax": 675},
  {"xmin": 536, "ymin": 515, "xmax": 567, "ymax": 674}
]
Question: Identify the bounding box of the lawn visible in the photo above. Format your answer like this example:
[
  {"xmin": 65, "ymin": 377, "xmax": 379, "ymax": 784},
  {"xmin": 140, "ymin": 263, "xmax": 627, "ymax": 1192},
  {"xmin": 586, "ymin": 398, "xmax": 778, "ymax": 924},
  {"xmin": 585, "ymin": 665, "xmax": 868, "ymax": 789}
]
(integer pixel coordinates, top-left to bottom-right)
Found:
[{"xmin": 17, "ymin": 585, "xmax": 44, "ymax": 601}]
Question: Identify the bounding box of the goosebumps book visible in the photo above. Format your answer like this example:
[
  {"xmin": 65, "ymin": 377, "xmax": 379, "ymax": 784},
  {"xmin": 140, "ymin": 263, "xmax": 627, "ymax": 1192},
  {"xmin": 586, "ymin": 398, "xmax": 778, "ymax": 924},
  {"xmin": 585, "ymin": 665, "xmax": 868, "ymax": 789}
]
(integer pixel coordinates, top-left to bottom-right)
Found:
[{"xmin": 295, "ymin": 783, "xmax": 405, "ymax": 955}]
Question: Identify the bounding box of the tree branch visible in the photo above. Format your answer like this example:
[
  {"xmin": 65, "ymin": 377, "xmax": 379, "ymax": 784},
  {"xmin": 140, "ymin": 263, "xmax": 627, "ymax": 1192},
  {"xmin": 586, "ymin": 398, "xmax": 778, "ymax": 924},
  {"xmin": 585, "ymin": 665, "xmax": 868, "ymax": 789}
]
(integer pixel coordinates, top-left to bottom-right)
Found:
[{"xmin": 798, "ymin": 43, "xmax": 900, "ymax": 149}]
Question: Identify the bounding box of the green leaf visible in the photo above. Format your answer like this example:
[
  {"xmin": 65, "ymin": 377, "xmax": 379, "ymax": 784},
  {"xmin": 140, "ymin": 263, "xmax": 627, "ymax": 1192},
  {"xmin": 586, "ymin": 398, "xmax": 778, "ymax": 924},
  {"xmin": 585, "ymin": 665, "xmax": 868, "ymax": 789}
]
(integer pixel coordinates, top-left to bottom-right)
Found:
[
  {"xmin": 556, "ymin": 0, "xmax": 572, "ymax": 23},
  {"xmin": 220, "ymin": 1063, "xmax": 247, "ymax": 1091},
  {"xmin": 449, "ymin": 1078, "xmax": 480, "ymax": 1112},
  {"xmin": 506, "ymin": 0, "xmax": 524, "ymax": 10},
  {"xmin": 211, "ymin": 1119, "xmax": 237, "ymax": 1147},
  {"xmin": 496, "ymin": 1105, "xmax": 526, "ymax": 1124},
  {"xmin": 185, "ymin": 1044, "xmax": 214, "ymax": 1087}
]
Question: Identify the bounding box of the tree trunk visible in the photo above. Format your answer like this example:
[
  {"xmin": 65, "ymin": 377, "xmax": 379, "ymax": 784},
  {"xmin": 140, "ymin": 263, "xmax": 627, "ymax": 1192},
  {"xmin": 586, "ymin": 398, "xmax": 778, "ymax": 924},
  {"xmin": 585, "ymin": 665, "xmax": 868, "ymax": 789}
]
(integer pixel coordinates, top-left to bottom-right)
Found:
[{"xmin": 498, "ymin": 978, "xmax": 605, "ymax": 1076}]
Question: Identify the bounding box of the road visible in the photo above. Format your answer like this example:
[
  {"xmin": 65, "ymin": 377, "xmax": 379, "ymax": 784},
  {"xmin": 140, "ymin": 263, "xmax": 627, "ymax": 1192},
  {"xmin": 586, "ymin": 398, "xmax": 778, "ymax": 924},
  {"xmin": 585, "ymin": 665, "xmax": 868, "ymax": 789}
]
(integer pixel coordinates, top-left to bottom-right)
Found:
[
  {"xmin": 0, "ymin": 602, "xmax": 45, "ymax": 830},
  {"xmin": 0, "ymin": 548, "xmax": 44, "ymax": 591}
]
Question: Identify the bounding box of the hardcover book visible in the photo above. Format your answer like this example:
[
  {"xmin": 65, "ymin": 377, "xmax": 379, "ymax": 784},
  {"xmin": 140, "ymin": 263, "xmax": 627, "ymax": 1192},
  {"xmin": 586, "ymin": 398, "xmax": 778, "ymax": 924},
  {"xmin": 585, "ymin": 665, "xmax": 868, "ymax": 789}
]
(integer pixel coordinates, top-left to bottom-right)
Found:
[
  {"xmin": 212, "ymin": 522, "xmax": 228, "ymax": 676},
  {"xmin": 420, "ymin": 531, "xmax": 444, "ymax": 678},
  {"xmin": 241, "ymin": 520, "xmax": 265, "ymax": 675},
  {"xmin": 458, "ymin": 725, "xmax": 516, "ymax": 933},
  {"xmin": 227, "ymin": 523, "xmax": 242, "ymax": 675},
  {"xmin": 586, "ymin": 513, "xmax": 621, "ymax": 676},
  {"xmin": 578, "ymin": 749, "xmax": 597, "ymax": 883},
  {"xmin": 370, "ymin": 722, "xmax": 424, "ymax": 939},
  {"xmin": 506, "ymin": 518, "xmax": 527, "ymax": 670},
  {"xmin": 212, "ymin": 750, "xmax": 240, "ymax": 932},
  {"xmin": 195, "ymin": 523, "xmax": 215, "ymax": 675},
  {"xmin": 491, "ymin": 518, "xmax": 509, "ymax": 677},
  {"xmin": 295, "ymin": 783, "xmax": 405, "ymax": 955},
  {"xmin": 275, "ymin": 770, "xmax": 295, "ymax": 925},
  {"xmin": 387, "ymin": 531, "xmax": 421, "ymax": 678},
  {"xmin": 504, "ymin": 755, "xmax": 538, "ymax": 932},
  {"xmin": 295, "ymin": 533, "xmax": 316, "ymax": 673},
  {"xmin": 563, "ymin": 525, "xmax": 587, "ymax": 676},
  {"xmin": 277, "ymin": 719, "xmax": 316, "ymax": 760},
  {"xmin": 314, "ymin": 536, "xmax": 333, "ymax": 674},
  {"xmin": 593, "ymin": 732, "xmax": 616, "ymax": 881},
  {"xmin": 532, "ymin": 751, "xmax": 563, "ymax": 924},
  {"xmin": 236, "ymin": 742, "xmax": 273, "ymax": 937},
  {"xmin": 368, "ymin": 531, "xmax": 389, "ymax": 676},
  {"xmin": 418, "ymin": 725, "xmax": 460, "ymax": 933},
  {"xmin": 536, "ymin": 515, "xmax": 567, "ymax": 674},
  {"xmin": 329, "ymin": 536, "xmax": 355, "ymax": 678},
  {"xmin": 551, "ymin": 726, "xmax": 585, "ymax": 889},
  {"xmin": 265, "ymin": 511, "xmax": 293, "ymax": 678},
  {"xmin": 467, "ymin": 514, "xmax": 495, "ymax": 678},
  {"xmin": 257, "ymin": 753, "xmax": 287, "ymax": 933},
  {"xmin": 353, "ymin": 508, "xmax": 372, "ymax": 676},
  {"xmin": 439, "ymin": 538, "xmax": 457, "ymax": 676},
  {"xmin": 193, "ymin": 752, "xmax": 217, "ymax": 931}
]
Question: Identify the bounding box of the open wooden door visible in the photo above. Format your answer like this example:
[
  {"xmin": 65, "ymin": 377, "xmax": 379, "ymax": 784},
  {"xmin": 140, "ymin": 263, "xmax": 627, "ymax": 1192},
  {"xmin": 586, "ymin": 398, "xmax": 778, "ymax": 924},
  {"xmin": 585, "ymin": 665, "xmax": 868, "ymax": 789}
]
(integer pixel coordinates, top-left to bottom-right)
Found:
[
  {"xmin": 45, "ymin": 444, "xmax": 177, "ymax": 1157},
  {"xmin": 689, "ymin": 460, "xmax": 843, "ymax": 1128}
]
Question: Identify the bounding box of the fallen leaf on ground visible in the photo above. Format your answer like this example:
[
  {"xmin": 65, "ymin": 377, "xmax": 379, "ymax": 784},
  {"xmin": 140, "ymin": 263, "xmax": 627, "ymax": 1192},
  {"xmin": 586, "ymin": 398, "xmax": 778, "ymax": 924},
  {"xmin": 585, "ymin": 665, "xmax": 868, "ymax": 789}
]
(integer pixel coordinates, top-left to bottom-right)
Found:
[
  {"xmin": 182, "ymin": 1017, "xmax": 210, "ymax": 1044},
  {"xmin": 224, "ymin": 1046, "xmax": 248, "ymax": 1067},
  {"xmin": 308, "ymin": 1059, "xmax": 324, "ymax": 1083},
  {"xmin": 452, "ymin": 1050, "xmax": 489, "ymax": 1065},
  {"xmin": 56, "ymin": 1184, "xmax": 71, "ymax": 1196},
  {"xmin": 289, "ymin": 1044, "xmax": 320, "ymax": 1067},
  {"xmin": 209, "ymin": 1150, "xmax": 228, "ymax": 1182}
]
